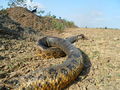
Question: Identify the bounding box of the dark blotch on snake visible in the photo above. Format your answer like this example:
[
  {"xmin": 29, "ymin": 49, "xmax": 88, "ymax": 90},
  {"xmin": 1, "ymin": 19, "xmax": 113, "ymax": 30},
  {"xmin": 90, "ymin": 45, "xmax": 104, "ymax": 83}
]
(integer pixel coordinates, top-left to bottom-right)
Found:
[
  {"xmin": 61, "ymin": 68, "xmax": 68, "ymax": 75},
  {"xmin": 38, "ymin": 83, "xmax": 43, "ymax": 88},
  {"xmin": 27, "ymin": 75, "xmax": 35, "ymax": 80},
  {"xmin": 66, "ymin": 64, "xmax": 76, "ymax": 71},
  {"xmin": 45, "ymin": 82, "xmax": 51, "ymax": 87},
  {"xmin": 49, "ymin": 68, "xmax": 58, "ymax": 79},
  {"xmin": 71, "ymin": 59, "xmax": 78, "ymax": 65},
  {"xmin": 38, "ymin": 75, "xmax": 47, "ymax": 80}
]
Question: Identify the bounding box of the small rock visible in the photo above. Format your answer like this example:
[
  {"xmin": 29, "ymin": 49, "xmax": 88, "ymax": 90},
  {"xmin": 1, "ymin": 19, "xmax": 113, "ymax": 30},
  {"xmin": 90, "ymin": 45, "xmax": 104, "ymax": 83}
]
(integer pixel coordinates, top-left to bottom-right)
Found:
[
  {"xmin": 90, "ymin": 39, "xmax": 94, "ymax": 42},
  {"xmin": 0, "ymin": 56, "xmax": 6, "ymax": 60},
  {"xmin": 113, "ymin": 37, "xmax": 119, "ymax": 41},
  {"xmin": 94, "ymin": 65, "xmax": 98, "ymax": 69},
  {"xmin": 107, "ymin": 59, "xmax": 110, "ymax": 63}
]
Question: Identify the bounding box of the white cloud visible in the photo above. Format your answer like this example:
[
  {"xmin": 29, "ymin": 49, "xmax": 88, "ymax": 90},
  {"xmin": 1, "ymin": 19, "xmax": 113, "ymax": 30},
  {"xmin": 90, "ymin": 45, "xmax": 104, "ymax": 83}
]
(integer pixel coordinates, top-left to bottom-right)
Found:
[
  {"xmin": 68, "ymin": 10, "xmax": 105, "ymax": 28},
  {"xmin": 24, "ymin": 0, "xmax": 44, "ymax": 10}
]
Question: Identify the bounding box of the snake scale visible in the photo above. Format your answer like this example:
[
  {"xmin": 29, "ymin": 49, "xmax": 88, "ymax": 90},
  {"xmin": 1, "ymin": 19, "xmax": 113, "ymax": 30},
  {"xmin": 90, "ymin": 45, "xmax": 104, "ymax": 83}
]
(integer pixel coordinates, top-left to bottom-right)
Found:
[{"xmin": 3, "ymin": 34, "xmax": 86, "ymax": 90}]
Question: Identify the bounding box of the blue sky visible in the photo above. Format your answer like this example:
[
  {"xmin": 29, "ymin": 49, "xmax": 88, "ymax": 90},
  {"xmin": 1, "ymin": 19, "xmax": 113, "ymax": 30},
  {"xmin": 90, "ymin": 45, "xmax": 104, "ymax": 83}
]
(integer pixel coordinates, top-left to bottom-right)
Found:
[{"xmin": 0, "ymin": 0, "xmax": 120, "ymax": 28}]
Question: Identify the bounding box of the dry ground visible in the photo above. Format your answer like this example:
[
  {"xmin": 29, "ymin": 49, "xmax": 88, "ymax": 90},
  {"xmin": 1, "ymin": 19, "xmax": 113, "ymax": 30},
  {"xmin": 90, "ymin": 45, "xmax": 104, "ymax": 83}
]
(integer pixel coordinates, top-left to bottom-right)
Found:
[{"xmin": 0, "ymin": 28, "xmax": 120, "ymax": 90}]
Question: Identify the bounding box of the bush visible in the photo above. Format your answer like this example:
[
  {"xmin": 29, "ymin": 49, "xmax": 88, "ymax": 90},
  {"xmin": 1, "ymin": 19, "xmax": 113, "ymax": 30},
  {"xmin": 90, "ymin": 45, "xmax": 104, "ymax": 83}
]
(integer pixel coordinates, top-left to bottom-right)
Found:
[
  {"xmin": 0, "ymin": 9, "xmax": 8, "ymax": 15},
  {"xmin": 105, "ymin": 27, "xmax": 107, "ymax": 29},
  {"xmin": 62, "ymin": 19, "xmax": 76, "ymax": 28},
  {"xmin": 52, "ymin": 19, "xmax": 65, "ymax": 31}
]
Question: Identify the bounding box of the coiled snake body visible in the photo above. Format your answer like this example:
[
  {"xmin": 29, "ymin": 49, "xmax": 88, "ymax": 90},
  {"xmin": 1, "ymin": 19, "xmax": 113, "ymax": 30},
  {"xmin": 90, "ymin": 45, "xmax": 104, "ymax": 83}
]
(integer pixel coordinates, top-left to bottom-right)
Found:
[{"xmin": 7, "ymin": 35, "xmax": 86, "ymax": 90}]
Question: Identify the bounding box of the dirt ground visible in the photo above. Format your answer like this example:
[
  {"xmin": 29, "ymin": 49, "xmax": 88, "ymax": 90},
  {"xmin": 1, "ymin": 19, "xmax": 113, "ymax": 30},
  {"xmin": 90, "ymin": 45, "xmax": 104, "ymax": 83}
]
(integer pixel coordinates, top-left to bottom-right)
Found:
[{"xmin": 0, "ymin": 28, "xmax": 120, "ymax": 90}]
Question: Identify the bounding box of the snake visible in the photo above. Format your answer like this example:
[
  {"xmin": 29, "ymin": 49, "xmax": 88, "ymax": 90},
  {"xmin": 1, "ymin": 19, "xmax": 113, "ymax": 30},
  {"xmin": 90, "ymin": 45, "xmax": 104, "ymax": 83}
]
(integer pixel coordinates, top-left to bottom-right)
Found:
[
  {"xmin": 36, "ymin": 34, "xmax": 86, "ymax": 59},
  {"xmin": 2, "ymin": 34, "xmax": 86, "ymax": 90}
]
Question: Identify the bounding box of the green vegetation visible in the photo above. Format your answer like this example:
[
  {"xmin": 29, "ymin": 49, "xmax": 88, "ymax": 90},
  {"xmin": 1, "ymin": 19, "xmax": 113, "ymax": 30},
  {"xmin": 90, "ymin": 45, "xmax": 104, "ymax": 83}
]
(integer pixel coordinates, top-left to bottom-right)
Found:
[
  {"xmin": 50, "ymin": 18, "xmax": 76, "ymax": 31},
  {"xmin": 0, "ymin": 9, "xmax": 8, "ymax": 15},
  {"xmin": 52, "ymin": 19, "xmax": 65, "ymax": 31},
  {"xmin": 49, "ymin": 16, "xmax": 76, "ymax": 31},
  {"xmin": 41, "ymin": 11, "xmax": 76, "ymax": 31},
  {"xmin": 8, "ymin": 0, "xmax": 27, "ymax": 7}
]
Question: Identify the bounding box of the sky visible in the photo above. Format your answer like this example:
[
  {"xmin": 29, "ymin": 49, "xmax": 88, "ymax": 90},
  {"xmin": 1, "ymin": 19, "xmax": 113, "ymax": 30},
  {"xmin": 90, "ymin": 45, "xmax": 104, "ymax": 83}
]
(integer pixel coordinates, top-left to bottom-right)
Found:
[{"xmin": 0, "ymin": 0, "xmax": 120, "ymax": 29}]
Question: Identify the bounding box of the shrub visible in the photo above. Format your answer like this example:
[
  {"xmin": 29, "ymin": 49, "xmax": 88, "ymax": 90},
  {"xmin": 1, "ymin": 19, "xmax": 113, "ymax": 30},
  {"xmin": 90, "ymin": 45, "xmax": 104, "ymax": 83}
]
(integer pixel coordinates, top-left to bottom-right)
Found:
[
  {"xmin": 52, "ymin": 19, "xmax": 65, "ymax": 31},
  {"xmin": 0, "ymin": 9, "xmax": 8, "ymax": 15},
  {"xmin": 105, "ymin": 27, "xmax": 107, "ymax": 29}
]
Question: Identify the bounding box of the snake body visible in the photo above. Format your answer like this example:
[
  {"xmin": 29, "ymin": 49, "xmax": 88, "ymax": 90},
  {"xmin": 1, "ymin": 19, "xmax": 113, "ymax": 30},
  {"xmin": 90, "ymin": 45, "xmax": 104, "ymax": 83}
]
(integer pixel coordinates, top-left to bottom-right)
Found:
[
  {"xmin": 5, "ymin": 35, "xmax": 85, "ymax": 90},
  {"xmin": 37, "ymin": 34, "xmax": 86, "ymax": 59}
]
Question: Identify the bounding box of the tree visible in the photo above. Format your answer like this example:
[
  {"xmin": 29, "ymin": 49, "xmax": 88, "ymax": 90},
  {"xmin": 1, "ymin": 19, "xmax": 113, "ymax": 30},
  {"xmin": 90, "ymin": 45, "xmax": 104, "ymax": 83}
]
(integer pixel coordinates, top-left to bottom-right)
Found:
[
  {"xmin": 8, "ymin": 0, "xmax": 27, "ymax": 7},
  {"xmin": 8, "ymin": 0, "xmax": 45, "ymax": 16},
  {"xmin": 37, "ymin": 10, "xmax": 45, "ymax": 16},
  {"xmin": 105, "ymin": 27, "xmax": 107, "ymax": 29},
  {"xmin": 0, "ymin": 6, "xmax": 3, "ymax": 10}
]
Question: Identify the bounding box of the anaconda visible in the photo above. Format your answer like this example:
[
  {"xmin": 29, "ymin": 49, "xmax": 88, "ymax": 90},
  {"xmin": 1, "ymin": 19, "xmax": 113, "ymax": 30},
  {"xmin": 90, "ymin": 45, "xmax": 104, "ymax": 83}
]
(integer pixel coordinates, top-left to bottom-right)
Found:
[
  {"xmin": 36, "ymin": 34, "xmax": 86, "ymax": 59},
  {"xmin": 2, "ymin": 34, "xmax": 86, "ymax": 90}
]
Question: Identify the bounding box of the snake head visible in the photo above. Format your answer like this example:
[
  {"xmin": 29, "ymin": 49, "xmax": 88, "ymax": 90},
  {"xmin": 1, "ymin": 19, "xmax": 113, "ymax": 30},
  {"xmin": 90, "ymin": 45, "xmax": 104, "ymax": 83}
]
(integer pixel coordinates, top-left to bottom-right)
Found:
[{"xmin": 77, "ymin": 34, "xmax": 88, "ymax": 40}]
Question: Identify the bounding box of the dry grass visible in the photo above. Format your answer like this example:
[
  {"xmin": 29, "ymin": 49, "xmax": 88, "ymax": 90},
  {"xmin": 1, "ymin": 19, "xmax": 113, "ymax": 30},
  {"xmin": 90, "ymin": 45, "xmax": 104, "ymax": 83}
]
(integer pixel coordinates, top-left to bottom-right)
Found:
[{"xmin": 0, "ymin": 28, "xmax": 120, "ymax": 90}]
